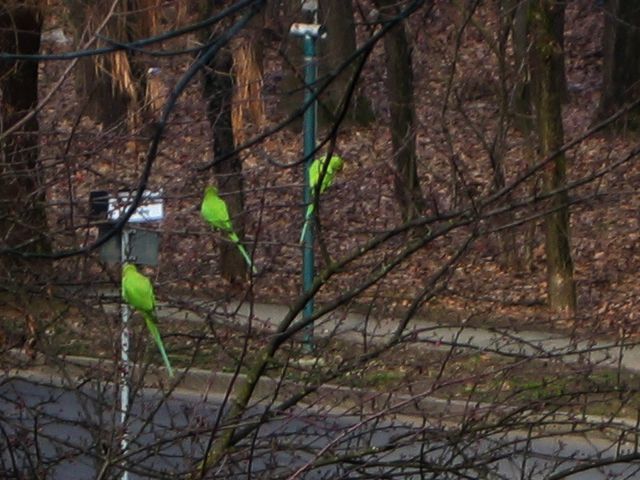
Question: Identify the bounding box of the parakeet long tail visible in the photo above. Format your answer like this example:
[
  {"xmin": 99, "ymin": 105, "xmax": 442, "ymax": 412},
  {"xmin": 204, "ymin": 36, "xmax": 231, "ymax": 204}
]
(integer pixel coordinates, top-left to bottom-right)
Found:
[
  {"xmin": 143, "ymin": 313, "xmax": 174, "ymax": 377},
  {"xmin": 229, "ymin": 232, "xmax": 257, "ymax": 274},
  {"xmin": 299, "ymin": 204, "xmax": 315, "ymax": 245}
]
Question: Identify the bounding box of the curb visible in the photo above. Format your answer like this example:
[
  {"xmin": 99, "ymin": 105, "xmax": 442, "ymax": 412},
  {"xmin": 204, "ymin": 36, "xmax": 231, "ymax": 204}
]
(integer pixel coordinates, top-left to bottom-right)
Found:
[{"xmin": 5, "ymin": 349, "xmax": 639, "ymax": 445}]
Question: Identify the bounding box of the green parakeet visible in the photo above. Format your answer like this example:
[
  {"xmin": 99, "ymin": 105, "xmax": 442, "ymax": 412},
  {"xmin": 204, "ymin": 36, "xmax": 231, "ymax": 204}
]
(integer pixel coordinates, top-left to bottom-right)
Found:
[
  {"xmin": 122, "ymin": 263, "xmax": 174, "ymax": 377},
  {"xmin": 201, "ymin": 185, "xmax": 256, "ymax": 273},
  {"xmin": 300, "ymin": 155, "xmax": 344, "ymax": 244}
]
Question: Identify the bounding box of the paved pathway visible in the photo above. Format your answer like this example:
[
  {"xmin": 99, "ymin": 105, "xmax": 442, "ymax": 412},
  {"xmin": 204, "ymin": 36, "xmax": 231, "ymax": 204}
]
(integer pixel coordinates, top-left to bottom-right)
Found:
[
  {"xmin": 11, "ymin": 294, "xmax": 640, "ymax": 439},
  {"xmin": 94, "ymin": 286, "xmax": 640, "ymax": 372},
  {"xmin": 156, "ymin": 300, "xmax": 640, "ymax": 373}
]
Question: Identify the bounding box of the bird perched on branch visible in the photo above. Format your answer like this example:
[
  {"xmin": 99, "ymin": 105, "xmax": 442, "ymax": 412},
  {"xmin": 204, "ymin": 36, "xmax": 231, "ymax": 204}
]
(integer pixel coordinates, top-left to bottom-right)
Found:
[
  {"xmin": 300, "ymin": 155, "xmax": 344, "ymax": 244},
  {"xmin": 201, "ymin": 185, "xmax": 256, "ymax": 273},
  {"xmin": 122, "ymin": 263, "xmax": 174, "ymax": 377}
]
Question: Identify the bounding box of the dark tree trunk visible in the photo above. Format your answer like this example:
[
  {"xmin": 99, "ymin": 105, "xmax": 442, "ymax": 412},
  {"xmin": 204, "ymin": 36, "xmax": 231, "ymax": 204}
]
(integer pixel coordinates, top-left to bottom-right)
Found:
[
  {"xmin": 530, "ymin": 0, "xmax": 576, "ymax": 315},
  {"xmin": 551, "ymin": 2, "xmax": 567, "ymax": 99},
  {"xmin": 276, "ymin": 0, "xmax": 304, "ymax": 128},
  {"xmin": 374, "ymin": 0, "xmax": 425, "ymax": 223},
  {"xmin": 510, "ymin": 0, "xmax": 532, "ymax": 132},
  {"xmin": 200, "ymin": 6, "xmax": 248, "ymax": 282},
  {"xmin": 318, "ymin": 0, "xmax": 374, "ymax": 126},
  {"xmin": 595, "ymin": 0, "xmax": 640, "ymax": 129},
  {"xmin": 0, "ymin": 2, "xmax": 49, "ymax": 255}
]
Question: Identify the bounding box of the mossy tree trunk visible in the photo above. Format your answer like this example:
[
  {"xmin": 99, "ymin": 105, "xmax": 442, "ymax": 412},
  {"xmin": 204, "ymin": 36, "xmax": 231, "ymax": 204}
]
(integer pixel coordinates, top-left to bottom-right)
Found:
[
  {"xmin": 530, "ymin": 0, "xmax": 576, "ymax": 315},
  {"xmin": 0, "ymin": 1, "xmax": 49, "ymax": 255},
  {"xmin": 595, "ymin": 0, "xmax": 640, "ymax": 129},
  {"xmin": 374, "ymin": 0, "xmax": 425, "ymax": 223}
]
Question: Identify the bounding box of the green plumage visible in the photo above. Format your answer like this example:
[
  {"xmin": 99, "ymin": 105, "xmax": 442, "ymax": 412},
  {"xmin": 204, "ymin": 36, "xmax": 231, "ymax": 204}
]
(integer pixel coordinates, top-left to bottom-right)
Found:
[
  {"xmin": 201, "ymin": 185, "xmax": 256, "ymax": 273},
  {"xmin": 300, "ymin": 155, "xmax": 344, "ymax": 244},
  {"xmin": 122, "ymin": 263, "xmax": 174, "ymax": 377}
]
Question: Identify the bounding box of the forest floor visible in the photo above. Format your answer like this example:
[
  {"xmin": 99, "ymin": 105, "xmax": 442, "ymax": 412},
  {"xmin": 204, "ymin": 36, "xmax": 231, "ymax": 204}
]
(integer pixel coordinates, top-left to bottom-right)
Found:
[{"xmin": 34, "ymin": 1, "xmax": 640, "ymax": 347}]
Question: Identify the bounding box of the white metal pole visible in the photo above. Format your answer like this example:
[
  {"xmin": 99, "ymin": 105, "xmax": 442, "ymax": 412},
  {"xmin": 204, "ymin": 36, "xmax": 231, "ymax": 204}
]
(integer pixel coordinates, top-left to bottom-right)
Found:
[{"xmin": 120, "ymin": 228, "xmax": 131, "ymax": 480}]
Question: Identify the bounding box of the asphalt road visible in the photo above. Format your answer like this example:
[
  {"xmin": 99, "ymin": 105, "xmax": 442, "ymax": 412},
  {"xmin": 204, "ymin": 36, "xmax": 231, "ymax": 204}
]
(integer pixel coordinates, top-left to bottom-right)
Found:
[{"xmin": 1, "ymin": 373, "xmax": 639, "ymax": 479}]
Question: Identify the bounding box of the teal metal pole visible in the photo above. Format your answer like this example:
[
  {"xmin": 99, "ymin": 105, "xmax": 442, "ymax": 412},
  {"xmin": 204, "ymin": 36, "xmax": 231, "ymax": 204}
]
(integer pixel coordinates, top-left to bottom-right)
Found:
[{"xmin": 302, "ymin": 32, "xmax": 317, "ymax": 351}]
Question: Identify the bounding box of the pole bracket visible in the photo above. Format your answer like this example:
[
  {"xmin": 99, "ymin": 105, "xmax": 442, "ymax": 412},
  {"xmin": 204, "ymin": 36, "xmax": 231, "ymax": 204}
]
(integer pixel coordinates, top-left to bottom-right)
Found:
[{"xmin": 290, "ymin": 23, "xmax": 325, "ymax": 38}]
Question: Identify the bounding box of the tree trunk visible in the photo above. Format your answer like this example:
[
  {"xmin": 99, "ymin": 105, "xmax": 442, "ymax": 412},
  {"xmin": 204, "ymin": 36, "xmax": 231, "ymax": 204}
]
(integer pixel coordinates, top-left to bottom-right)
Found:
[
  {"xmin": 491, "ymin": 0, "xmax": 517, "ymax": 267},
  {"xmin": 374, "ymin": 0, "xmax": 425, "ymax": 223},
  {"xmin": 318, "ymin": 0, "xmax": 374, "ymax": 126},
  {"xmin": 551, "ymin": 2, "xmax": 568, "ymax": 100},
  {"xmin": 273, "ymin": 0, "xmax": 303, "ymax": 129},
  {"xmin": 510, "ymin": 0, "xmax": 566, "ymax": 133},
  {"xmin": 0, "ymin": 1, "xmax": 49, "ymax": 255},
  {"xmin": 67, "ymin": 1, "xmax": 129, "ymax": 127},
  {"xmin": 200, "ymin": 5, "xmax": 248, "ymax": 282},
  {"xmin": 530, "ymin": 0, "xmax": 576, "ymax": 315},
  {"xmin": 510, "ymin": 0, "xmax": 533, "ymax": 132},
  {"xmin": 231, "ymin": 9, "xmax": 266, "ymax": 146},
  {"xmin": 503, "ymin": 0, "xmax": 538, "ymax": 270},
  {"xmin": 68, "ymin": 0, "xmax": 156, "ymax": 131},
  {"xmin": 595, "ymin": 0, "xmax": 640, "ymax": 129}
]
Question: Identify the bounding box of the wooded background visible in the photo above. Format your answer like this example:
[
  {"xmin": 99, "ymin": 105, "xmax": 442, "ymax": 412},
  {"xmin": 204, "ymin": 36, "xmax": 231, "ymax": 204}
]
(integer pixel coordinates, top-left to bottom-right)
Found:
[{"xmin": 2, "ymin": 1, "xmax": 640, "ymax": 477}]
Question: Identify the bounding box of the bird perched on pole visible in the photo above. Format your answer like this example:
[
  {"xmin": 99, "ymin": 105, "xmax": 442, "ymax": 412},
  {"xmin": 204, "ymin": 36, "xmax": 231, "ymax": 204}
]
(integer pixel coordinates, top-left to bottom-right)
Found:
[
  {"xmin": 201, "ymin": 185, "xmax": 256, "ymax": 273},
  {"xmin": 121, "ymin": 263, "xmax": 174, "ymax": 377},
  {"xmin": 300, "ymin": 154, "xmax": 344, "ymax": 244}
]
